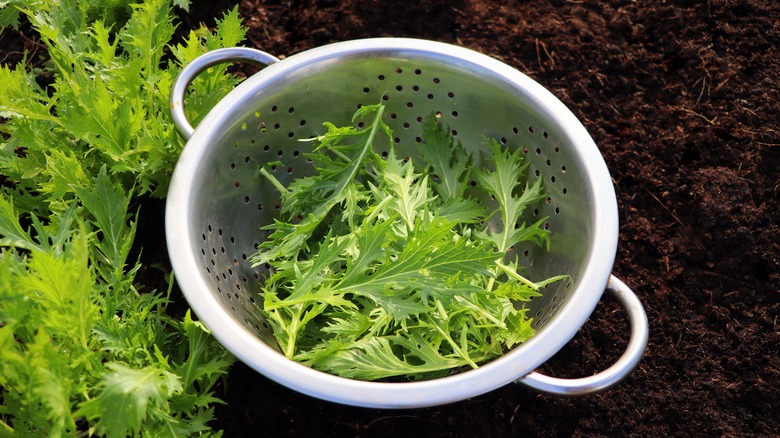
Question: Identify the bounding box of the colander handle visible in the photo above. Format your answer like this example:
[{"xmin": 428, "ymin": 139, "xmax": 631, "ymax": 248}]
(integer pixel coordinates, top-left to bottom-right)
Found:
[
  {"xmin": 170, "ymin": 47, "xmax": 280, "ymax": 139},
  {"xmin": 518, "ymin": 275, "xmax": 649, "ymax": 396}
]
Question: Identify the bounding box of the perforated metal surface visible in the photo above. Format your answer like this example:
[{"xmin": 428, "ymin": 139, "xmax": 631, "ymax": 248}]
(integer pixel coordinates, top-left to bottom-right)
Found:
[{"xmin": 166, "ymin": 39, "xmax": 621, "ymax": 408}]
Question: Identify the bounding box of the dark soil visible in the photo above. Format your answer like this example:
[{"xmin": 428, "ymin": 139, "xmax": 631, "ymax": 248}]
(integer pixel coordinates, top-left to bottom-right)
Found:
[
  {"xmin": 205, "ymin": 1, "xmax": 780, "ymax": 436},
  {"xmin": 8, "ymin": 0, "xmax": 779, "ymax": 436}
]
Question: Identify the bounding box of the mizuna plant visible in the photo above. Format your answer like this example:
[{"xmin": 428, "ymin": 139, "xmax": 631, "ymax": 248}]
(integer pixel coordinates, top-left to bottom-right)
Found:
[{"xmin": 0, "ymin": 0, "xmax": 249, "ymax": 435}]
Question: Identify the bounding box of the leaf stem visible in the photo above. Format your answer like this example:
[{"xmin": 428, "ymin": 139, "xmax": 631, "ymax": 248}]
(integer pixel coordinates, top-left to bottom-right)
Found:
[
  {"xmin": 363, "ymin": 194, "xmax": 394, "ymax": 224},
  {"xmin": 494, "ymin": 260, "xmax": 539, "ymax": 291},
  {"xmin": 0, "ymin": 418, "xmax": 13, "ymax": 434},
  {"xmin": 284, "ymin": 305, "xmax": 306, "ymax": 358},
  {"xmin": 431, "ymin": 323, "xmax": 479, "ymax": 369},
  {"xmin": 453, "ymin": 295, "xmax": 506, "ymax": 328},
  {"xmin": 435, "ymin": 299, "xmax": 449, "ymax": 320},
  {"xmin": 259, "ymin": 166, "xmax": 289, "ymax": 195}
]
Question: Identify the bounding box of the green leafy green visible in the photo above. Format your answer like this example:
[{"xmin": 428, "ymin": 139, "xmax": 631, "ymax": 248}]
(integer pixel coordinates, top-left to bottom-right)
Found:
[
  {"xmin": 1, "ymin": 0, "xmax": 245, "ymax": 199},
  {"xmin": 475, "ymin": 139, "xmax": 550, "ymax": 252},
  {"xmin": 0, "ymin": 0, "xmax": 244, "ymax": 435},
  {"xmin": 77, "ymin": 363, "xmax": 183, "ymax": 438},
  {"xmin": 419, "ymin": 112, "xmax": 472, "ymax": 201},
  {"xmin": 252, "ymin": 104, "xmax": 566, "ymax": 381},
  {"xmin": 252, "ymin": 103, "xmax": 391, "ymax": 266}
]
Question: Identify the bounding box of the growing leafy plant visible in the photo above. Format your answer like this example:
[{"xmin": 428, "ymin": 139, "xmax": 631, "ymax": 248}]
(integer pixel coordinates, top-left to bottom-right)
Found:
[
  {"xmin": 0, "ymin": 0, "xmax": 249, "ymax": 435},
  {"xmin": 251, "ymin": 104, "xmax": 566, "ymax": 381}
]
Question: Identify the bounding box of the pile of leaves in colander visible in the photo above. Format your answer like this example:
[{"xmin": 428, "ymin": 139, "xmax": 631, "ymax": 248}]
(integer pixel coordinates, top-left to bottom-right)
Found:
[{"xmin": 251, "ymin": 103, "xmax": 566, "ymax": 381}]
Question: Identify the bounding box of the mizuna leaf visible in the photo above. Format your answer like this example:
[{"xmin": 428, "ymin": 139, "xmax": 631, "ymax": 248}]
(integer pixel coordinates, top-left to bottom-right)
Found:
[
  {"xmin": 419, "ymin": 112, "xmax": 472, "ymax": 201},
  {"xmin": 77, "ymin": 362, "xmax": 183, "ymax": 438},
  {"xmin": 0, "ymin": 63, "xmax": 60, "ymax": 125},
  {"xmin": 380, "ymin": 149, "xmax": 436, "ymax": 232},
  {"xmin": 475, "ymin": 138, "xmax": 549, "ymax": 253},
  {"xmin": 72, "ymin": 166, "xmax": 135, "ymax": 273},
  {"xmin": 0, "ymin": 1, "xmax": 23, "ymax": 29},
  {"xmin": 171, "ymin": 0, "xmax": 191, "ymax": 12},
  {"xmin": 435, "ymin": 197, "xmax": 486, "ymax": 225},
  {"xmin": 252, "ymin": 103, "xmax": 390, "ymax": 267},
  {"xmin": 262, "ymin": 236, "xmax": 358, "ymax": 357},
  {"xmin": 331, "ymin": 216, "xmax": 496, "ymax": 321},
  {"xmin": 0, "ymin": 195, "xmax": 43, "ymax": 252},
  {"xmin": 311, "ymin": 334, "xmax": 467, "ymax": 381},
  {"xmin": 174, "ymin": 311, "xmax": 233, "ymax": 394},
  {"xmin": 17, "ymin": 234, "xmax": 96, "ymax": 349},
  {"xmin": 339, "ymin": 218, "xmax": 395, "ymax": 287}
]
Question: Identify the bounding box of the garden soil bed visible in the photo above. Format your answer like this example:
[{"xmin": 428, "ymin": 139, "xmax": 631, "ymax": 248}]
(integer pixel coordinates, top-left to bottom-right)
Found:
[
  {"xmin": 171, "ymin": 1, "xmax": 780, "ymax": 436},
  {"xmin": 177, "ymin": 0, "xmax": 779, "ymax": 436},
  {"xmin": 9, "ymin": 0, "xmax": 777, "ymax": 436}
]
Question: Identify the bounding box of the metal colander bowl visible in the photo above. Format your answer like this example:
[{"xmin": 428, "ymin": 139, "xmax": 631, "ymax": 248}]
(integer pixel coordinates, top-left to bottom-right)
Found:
[{"xmin": 166, "ymin": 38, "xmax": 648, "ymax": 409}]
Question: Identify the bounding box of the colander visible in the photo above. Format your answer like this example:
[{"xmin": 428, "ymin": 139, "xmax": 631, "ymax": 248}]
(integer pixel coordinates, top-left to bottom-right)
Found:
[{"xmin": 166, "ymin": 38, "xmax": 649, "ymax": 409}]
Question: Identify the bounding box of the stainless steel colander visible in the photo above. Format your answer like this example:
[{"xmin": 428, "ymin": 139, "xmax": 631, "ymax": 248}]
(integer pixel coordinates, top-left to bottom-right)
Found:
[{"xmin": 166, "ymin": 38, "xmax": 648, "ymax": 409}]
